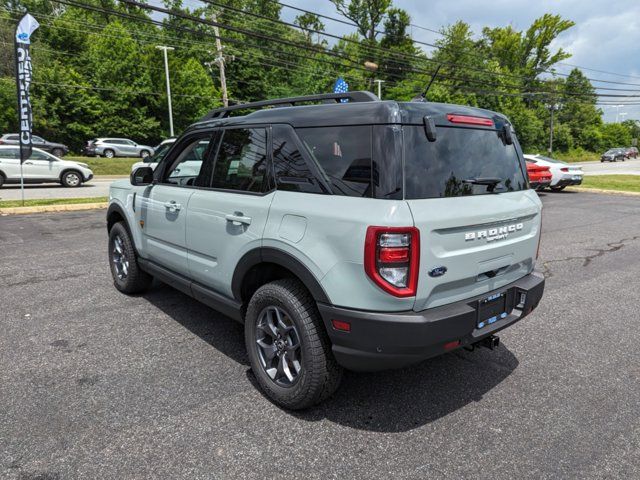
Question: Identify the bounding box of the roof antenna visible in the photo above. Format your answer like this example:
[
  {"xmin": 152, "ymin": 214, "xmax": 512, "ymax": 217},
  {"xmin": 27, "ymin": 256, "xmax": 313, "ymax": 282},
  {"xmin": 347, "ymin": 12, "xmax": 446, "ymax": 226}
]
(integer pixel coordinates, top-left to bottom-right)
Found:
[{"xmin": 412, "ymin": 64, "xmax": 442, "ymax": 102}]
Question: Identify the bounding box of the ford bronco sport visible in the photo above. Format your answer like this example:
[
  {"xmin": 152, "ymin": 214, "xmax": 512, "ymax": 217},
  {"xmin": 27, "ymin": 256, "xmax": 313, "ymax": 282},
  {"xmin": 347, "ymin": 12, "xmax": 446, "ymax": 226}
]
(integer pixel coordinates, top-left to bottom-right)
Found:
[{"xmin": 107, "ymin": 91, "xmax": 544, "ymax": 409}]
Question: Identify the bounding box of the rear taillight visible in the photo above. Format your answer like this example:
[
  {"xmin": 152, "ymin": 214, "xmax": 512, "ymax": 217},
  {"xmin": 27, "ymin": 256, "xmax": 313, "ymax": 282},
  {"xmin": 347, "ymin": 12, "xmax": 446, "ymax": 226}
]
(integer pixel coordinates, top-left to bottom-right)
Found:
[
  {"xmin": 0, "ymin": 140, "xmax": 4, "ymax": 144},
  {"xmin": 364, "ymin": 226, "xmax": 420, "ymax": 297}
]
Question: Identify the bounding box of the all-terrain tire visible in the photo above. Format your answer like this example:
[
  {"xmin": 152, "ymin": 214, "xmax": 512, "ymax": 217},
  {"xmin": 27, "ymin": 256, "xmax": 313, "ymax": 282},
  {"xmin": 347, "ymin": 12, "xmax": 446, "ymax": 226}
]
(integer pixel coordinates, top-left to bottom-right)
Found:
[
  {"xmin": 108, "ymin": 222, "xmax": 152, "ymax": 294},
  {"xmin": 245, "ymin": 278, "xmax": 343, "ymax": 410}
]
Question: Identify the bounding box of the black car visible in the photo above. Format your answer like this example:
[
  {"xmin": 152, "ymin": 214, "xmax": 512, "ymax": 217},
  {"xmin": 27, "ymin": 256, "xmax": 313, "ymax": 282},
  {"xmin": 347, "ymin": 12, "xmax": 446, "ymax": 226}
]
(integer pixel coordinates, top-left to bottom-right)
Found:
[
  {"xmin": 0, "ymin": 133, "xmax": 69, "ymax": 157},
  {"xmin": 601, "ymin": 148, "xmax": 626, "ymax": 162}
]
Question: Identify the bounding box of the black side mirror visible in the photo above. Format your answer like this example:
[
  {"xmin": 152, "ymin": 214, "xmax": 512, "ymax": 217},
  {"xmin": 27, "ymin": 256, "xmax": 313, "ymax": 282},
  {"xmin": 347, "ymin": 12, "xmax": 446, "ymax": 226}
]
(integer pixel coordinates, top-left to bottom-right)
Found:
[{"xmin": 130, "ymin": 166, "xmax": 154, "ymax": 186}]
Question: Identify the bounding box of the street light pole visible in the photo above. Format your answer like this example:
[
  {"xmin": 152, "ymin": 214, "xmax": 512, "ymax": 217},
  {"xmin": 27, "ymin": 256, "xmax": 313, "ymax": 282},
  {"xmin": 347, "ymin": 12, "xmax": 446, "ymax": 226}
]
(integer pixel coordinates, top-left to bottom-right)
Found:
[
  {"xmin": 373, "ymin": 79, "xmax": 384, "ymax": 99},
  {"xmin": 156, "ymin": 45, "xmax": 175, "ymax": 137}
]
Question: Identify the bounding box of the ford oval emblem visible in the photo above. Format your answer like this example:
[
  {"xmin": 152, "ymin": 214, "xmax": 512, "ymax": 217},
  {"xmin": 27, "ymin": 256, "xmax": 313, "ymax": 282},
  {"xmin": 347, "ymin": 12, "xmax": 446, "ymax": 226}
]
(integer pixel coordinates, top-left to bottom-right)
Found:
[{"xmin": 428, "ymin": 266, "xmax": 447, "ymax": 278}]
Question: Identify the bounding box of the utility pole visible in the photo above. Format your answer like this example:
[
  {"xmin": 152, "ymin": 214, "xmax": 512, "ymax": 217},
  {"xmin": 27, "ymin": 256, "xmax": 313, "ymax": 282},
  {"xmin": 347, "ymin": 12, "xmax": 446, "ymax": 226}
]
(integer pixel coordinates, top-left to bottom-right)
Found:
[
  {"xmin": 545, "ymin": 102, "xmax": 562, "ymax": 155},
  {"xmin": 611, "ymin": 104, "xmax": 625, "ymax": 123},
  {"xmin": 210, "ymin": 13, "xmax": 228, "ymax": 107},
  {"xmin": 156, "ymin": 45, "xmax": 175, "ymax": 137},
  {"xmin": 373, "ymin": 79, "xmax": 384, "ymax": 99}
]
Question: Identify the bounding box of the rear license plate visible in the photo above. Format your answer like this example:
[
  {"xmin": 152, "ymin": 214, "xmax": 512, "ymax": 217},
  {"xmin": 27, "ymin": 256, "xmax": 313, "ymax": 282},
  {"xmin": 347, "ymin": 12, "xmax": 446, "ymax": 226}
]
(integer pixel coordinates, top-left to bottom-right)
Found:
[
  {"xmin": 572, "ymin": 175, "xmax": 581, "ymax": 180},
  {"xmin": 477, "ymin": 292, "xmax": 507, "ymax": 329}
]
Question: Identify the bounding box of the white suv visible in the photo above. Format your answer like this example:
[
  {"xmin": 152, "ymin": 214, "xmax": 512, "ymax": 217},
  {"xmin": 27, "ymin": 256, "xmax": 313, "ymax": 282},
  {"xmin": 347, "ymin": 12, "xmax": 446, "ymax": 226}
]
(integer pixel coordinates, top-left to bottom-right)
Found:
[{"xmin": 0, "ymin": 146, "xmax": 93, "ymax": 188}]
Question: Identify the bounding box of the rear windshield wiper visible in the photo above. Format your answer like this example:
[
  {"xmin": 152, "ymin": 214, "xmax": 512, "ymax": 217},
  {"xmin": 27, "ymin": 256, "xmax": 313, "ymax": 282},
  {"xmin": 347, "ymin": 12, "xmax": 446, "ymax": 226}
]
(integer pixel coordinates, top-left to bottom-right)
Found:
[{"xmin": 462, "ymin": 177, "xmax": 503, "ymax": 192}]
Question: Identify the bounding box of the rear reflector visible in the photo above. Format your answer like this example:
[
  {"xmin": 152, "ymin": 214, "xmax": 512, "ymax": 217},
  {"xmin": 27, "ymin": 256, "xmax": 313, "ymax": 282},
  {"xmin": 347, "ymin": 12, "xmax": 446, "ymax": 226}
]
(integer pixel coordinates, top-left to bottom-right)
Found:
[
  {"xmin": 446, "ymin": 114, "xmax": 494, "ymax": 127},
  {"xmin": 331, "ymin": 319, "xmax": 351, "ymax": 332},
  {"xmin": 444, "ymin": 340, "xmax": 461, "ymax": 351}
]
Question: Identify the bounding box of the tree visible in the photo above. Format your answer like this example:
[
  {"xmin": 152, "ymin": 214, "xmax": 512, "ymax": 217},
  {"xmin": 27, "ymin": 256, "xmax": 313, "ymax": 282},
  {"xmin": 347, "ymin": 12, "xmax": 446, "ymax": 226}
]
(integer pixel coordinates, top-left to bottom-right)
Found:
[
  {"xmin": 379, "ymin": 8, "xmax": 417, "ymax": 83},
  {"xmin": 600, "ymin": 123, "xmax": 632, "ymax": 149},
  {"xmin": 557, "ymin": 68, "xmax": 601, "ymax": 149},
  {"xmin": 295, "ymin": 12, "xmax": 325, "ymax": 44},
  {"xmin": 330, "ymin": 0, "xmax": 391, "ymax": 43}
]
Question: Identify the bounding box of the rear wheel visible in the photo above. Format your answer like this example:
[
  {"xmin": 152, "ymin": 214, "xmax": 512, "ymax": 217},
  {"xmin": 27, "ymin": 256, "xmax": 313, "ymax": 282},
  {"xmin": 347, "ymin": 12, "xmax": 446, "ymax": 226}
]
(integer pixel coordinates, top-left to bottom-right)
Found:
[
  {"xmin": 140, "ymin": 150, "xmax": 150, "ymax": 158},
  {"xmin": 51, "ymin": 148, "xmax": 64, "ymax": 157},
  {"xmin": 108, "ymin": 222, "xmax": 152, "ymax": 294},
  {"xmin": 245, "ymin": 278, "xmax": 343, "ymax": 410},
  {"xmin": 550, "ymin": 185, "xmax": 566, "ymax": 192},
  {"xmin": 104, "ymin": 149, "xmax": 115, "ymax": 158},
  {"xmin": 0, "ymin": 174, "xmax": 4, "ymax": 188},
  {"xmin": 61, "ymin": 170, "xmax": 83, "ymax": 188}
]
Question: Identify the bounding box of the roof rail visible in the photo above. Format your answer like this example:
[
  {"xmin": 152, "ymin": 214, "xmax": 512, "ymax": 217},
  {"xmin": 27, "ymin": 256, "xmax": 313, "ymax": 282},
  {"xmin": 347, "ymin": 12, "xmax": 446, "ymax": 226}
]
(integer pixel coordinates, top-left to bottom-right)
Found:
[{"xmin": 200, "ymin": 91, "xmax": 379, "ymax": 121}]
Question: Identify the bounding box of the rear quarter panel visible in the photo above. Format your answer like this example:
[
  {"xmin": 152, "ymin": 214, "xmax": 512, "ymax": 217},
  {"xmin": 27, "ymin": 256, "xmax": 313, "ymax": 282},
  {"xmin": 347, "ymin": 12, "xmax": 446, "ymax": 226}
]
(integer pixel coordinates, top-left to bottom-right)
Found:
[{"xmin": 264, "ymin": 191, "xmax": 416, "ymax": 311}]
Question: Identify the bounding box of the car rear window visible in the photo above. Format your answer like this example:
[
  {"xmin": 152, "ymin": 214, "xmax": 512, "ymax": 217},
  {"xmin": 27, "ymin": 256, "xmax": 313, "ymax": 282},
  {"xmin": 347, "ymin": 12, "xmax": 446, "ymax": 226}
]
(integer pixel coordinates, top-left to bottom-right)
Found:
[{"xmin": 403, "ymin": 126, "xmax": 527, "ymax": 199}]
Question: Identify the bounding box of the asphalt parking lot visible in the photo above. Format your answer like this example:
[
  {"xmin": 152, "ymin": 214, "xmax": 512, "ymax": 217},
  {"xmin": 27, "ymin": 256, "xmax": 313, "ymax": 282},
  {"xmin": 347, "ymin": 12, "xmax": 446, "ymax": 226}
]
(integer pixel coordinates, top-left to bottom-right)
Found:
[{"xmin": 1, "ymin": 191, "xmax": 639, "ymax": 479}]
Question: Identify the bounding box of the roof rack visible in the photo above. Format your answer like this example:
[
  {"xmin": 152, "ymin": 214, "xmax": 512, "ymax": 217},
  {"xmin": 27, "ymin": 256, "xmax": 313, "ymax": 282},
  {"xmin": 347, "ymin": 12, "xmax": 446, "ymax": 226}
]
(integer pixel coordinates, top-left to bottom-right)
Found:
[{"xmin": 200, "ymin": 91, "xmax": 379, "ymax": 121}]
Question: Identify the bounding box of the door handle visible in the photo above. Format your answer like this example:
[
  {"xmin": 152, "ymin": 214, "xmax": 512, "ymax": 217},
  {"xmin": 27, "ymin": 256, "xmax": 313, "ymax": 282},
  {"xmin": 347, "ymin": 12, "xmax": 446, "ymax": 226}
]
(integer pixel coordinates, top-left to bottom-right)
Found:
[
  {"xmin": 225, "ymin": 212, "xmax": 252, "ymax": 225},
  {"xmin": 164, "ymin": 200, "xmax": 182, "ymax": 213},
  {"xmin": 24, "ymin": 161, "xmax": 33, "ymax": 165}
]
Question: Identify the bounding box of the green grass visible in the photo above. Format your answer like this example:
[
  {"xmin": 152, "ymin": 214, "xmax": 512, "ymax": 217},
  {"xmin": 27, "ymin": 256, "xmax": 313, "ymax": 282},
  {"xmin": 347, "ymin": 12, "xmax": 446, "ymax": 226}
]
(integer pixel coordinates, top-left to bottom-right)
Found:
[
  {"xmin": 0, "ymin": 196, "xmax": 108, "ymax": 208},
  {"xmin": 66, "ymin": 156, "xmax": 138, "ymax": 175},
  {"xmin": 536, "ymin": 149, "xmax": 601, "ymax": 163},
  {"xmin": 571, "ymin": 175, "xmax": 640, "ymax": 193}
]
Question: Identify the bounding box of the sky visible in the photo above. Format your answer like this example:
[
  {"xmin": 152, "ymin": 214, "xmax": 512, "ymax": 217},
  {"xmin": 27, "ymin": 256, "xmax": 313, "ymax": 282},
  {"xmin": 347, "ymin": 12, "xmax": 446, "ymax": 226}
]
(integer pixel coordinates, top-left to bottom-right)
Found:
[{"xmin": 281, "ymin": 0, "xmax": 640, "ymax": 123}]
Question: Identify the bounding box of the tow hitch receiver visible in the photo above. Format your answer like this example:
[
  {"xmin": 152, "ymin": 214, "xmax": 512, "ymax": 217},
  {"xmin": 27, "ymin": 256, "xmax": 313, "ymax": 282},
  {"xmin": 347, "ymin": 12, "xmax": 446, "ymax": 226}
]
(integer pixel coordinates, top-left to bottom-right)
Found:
[{"xmin": 479, "ymin": 335, "xmax": 500, "ymax": 350}]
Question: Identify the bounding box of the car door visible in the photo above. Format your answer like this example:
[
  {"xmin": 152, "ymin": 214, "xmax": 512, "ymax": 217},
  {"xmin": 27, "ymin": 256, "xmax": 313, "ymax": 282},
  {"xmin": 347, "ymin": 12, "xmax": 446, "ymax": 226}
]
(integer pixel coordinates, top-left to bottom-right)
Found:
[
  {"xmin": 137, "ymin": 133, "xmax": 217, "ymax": 275},
  {"xmin": 0, "ymin": 148, "xmax": 21, "ymax": 180},
  {"xmin": 122, "ymin": 139, "xmax": 138, "ymax": 157},
  {"xmin": 23, "ymin": 150, "xmax": 59, "ymax": 180},
  {"xmin": 186, "ymin": 126, "xmax": 275, "ymax": 296}
]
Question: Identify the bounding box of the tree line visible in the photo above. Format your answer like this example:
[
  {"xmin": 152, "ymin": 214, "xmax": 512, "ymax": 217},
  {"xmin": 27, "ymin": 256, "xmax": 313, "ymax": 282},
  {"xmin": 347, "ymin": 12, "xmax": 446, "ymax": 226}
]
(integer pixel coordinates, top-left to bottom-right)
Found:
[{"xmin": 0, "ymin": 0, "xmax": 637, "ymax": 154}]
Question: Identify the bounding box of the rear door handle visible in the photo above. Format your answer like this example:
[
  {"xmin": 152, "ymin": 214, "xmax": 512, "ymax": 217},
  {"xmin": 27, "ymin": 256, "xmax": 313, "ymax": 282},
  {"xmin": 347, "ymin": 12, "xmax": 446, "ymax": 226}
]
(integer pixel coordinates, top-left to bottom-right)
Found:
[
  {"xmin": 164, "ymin": 201, "xmax": 181, "ymax": 213},
  {"xmin": 225, "ymin": 212, "xmax": 252, "ymax": 225},
  {"xmin": 24, "ymin": 161, "xmax": 33, "ymax": 165}
]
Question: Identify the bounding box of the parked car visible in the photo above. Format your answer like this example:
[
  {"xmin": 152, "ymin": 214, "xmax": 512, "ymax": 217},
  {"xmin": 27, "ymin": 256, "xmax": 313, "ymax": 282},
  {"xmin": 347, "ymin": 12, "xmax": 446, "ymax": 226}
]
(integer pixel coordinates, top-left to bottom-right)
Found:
[
  {"xmin": 624, "ymin": 146, "xmax": 638, "ymax": 159},
  {"xmin": 0, "ymin": 146, "xmax": 93, "ymax": 188},
  {"xmin": 525, "ymin": 161, "xmax": 552, "ymax": 190},
  {"xmin": 83, "ymin": 138, "xmax": 154, "ymax": 158},
  {"xmin": 107, "ymin": 91, "xmax": 544, "ymax": 409},
  {"xmin": 523, "ymin": 154, "xmax": 583, "ymax": 191},
  {"xmin": 130, "ymin": 138, "xmax": 176, "ymax": 172},
  {"xmin": 0, "ymin": 133, "xmax": 69, "ymax": 157},
  {"xmin": 601, "ymin": 148, "xmax": 626, "ymax": 162}
]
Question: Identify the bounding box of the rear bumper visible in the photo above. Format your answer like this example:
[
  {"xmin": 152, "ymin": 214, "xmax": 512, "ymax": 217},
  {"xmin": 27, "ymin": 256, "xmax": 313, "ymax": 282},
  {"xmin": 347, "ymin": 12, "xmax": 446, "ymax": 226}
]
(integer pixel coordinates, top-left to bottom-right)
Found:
[
  {"xmin": 318, "ymin": 271, "xmax": 545, "ymax": 371},
  {"xmin": 555, "ymin": 177, "xmax": 582, "ymax": 187},
  {"xmin": 530, "ymin": 181, "xmax": 551, "ymax": 189}
]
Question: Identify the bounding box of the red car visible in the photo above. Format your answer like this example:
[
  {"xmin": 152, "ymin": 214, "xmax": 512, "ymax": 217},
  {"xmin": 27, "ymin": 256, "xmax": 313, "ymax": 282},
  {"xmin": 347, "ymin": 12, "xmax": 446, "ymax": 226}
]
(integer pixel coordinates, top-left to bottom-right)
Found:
[{"xmin": 526, "ymin": 161, "xmax": 552, "ymax": 190}]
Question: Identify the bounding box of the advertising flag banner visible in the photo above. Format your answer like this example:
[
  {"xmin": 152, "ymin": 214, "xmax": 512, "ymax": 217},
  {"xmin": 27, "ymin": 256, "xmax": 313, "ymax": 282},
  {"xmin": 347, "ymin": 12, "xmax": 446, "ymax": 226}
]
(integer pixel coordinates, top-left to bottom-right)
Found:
[{"xmin": 15, "ymin": 13, "xmax": 39, "ymax": 164}]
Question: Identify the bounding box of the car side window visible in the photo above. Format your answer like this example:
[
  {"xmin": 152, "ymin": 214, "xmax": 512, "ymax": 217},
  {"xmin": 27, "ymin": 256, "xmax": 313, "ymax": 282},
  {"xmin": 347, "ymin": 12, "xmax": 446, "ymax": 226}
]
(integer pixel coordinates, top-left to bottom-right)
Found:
[
  {"xmin": 0, "ymin": 148, "xmax": 19, "ymax": 159},
  {"xmin": 33, "ymin": 136, "xmax": 44, "ymax": 143},
  {"xmin": 162, "ymin": 137, "xmax": 212, "ymax": 187},
  {"xmin": 7, "ymin": 135, "xmax": 19, "ymax": 141},
  {"xmin": 30, "ymin": 150, "xmax": 51, "ymax": 161},
  {"xmin": 296, "ymin": 125, "xmax": 373, "ymax": 198},
  {"xmin": 211, "ymin": 128, "xmax": 269, "ymax": 193},
  {"xmin": 272, "ymin": 126, "xmax": 325, "ymax": 194}
]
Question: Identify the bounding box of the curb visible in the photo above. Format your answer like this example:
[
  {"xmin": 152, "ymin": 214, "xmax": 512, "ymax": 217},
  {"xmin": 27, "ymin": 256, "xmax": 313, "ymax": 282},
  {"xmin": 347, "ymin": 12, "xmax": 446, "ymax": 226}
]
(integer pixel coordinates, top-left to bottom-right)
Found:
[
  {"xmin": 0, "ymin": 202, "xmax": 108, "ymax": 215},
  {"xmin": 567, "ymin": 187, "xmax": 640, "ymax": 196}
]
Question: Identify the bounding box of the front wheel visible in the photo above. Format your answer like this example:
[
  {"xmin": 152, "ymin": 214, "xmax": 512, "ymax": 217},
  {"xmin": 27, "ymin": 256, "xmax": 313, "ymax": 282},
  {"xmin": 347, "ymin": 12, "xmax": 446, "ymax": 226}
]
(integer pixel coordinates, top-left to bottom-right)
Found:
[
  {"xmin": 51, "ymin": 148, "xmax": 65, "ymax": 157},
  {"xmin": 140, "ymin": 150, "xmax": 150, "ymax": 158},
  {"xmin": 61, "ymin": 170, "xmax": 83, "ymax": 187},
  {"xmin": 245, "ymin": 279, "xmax": 343, "ymax": 410},
  {"xmin": 108, "ymin": 222, "xmax": 152, "ymax": 294},
  {"xmin": 103, "ymin": 149, "xmax": 115, "ymax": 158}
]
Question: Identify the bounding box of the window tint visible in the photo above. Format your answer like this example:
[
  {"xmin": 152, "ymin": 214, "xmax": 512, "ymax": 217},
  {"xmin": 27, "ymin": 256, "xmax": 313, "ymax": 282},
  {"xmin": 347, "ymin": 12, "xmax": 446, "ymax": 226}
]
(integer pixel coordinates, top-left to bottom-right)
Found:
[
  {"xmin": 6, "ymin": 135, "xmax": 19, "ymax": 141},
  {"xmin": 211, "ymin": 128, "xmax": 269, "ymax": 193},
  {"xmin": 163, "ymin": 138, "xmax": 211, "ymax": 187},
  {"xmin": 404, "ymin": 126, "xmax": 527, "ymax": 199},
  {"xmin": 296, "ymin": 126, "xmax": 372, "ymax": 197},
  {"xmin": 33, "ymin": 136, "xmax": 44, "ymax": 143},
  {"xmin": 30, "ymin": 150, "xmax": 51, "ymax": 160},
  {"xmin": 272, "ymin": 127, "xmax": 324, "ymax": 194},
  {"xmin": 0, "ymin": 148, "xmax": 19, "ymax": 159}
]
